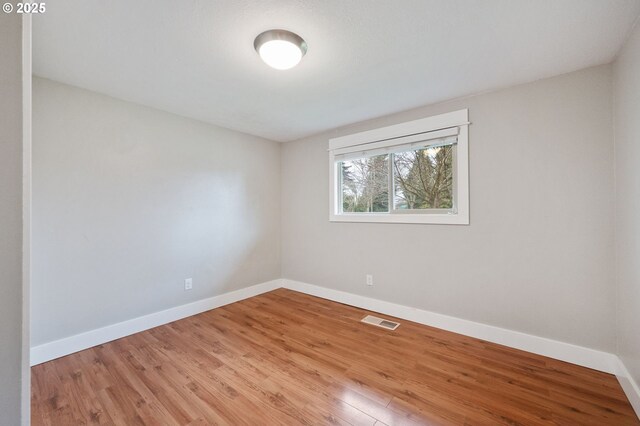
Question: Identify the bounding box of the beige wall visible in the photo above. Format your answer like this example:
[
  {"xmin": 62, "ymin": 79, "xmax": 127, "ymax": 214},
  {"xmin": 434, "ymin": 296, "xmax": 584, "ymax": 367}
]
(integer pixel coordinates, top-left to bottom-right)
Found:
[
  {"xmin": 281, "ymin": 65, "xmax": 616, "ymax": 351},
  {"xmin": 614, "ymin": 22, "xmax": 640, "ymax": 386},
  {"xmin": 32, "ymin": 78, "xmax": 281, "ymax": 346},
  {"xmin": 0, "ymin": 12, "xmax": 24, "ymax": 425}
]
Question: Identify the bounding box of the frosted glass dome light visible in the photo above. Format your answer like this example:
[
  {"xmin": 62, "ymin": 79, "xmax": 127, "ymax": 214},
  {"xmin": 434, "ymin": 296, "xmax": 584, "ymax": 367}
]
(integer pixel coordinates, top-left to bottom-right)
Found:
[{"xmin": 254, "ymin": 30, "xmax": 307, "ymax": 70}]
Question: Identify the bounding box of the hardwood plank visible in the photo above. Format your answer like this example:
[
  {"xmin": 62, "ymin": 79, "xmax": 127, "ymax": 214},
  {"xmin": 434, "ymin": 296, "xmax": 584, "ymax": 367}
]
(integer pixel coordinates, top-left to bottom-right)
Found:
[{"xmin": 32, "ymin": 289, "xmax": 640, "ymax": 425}]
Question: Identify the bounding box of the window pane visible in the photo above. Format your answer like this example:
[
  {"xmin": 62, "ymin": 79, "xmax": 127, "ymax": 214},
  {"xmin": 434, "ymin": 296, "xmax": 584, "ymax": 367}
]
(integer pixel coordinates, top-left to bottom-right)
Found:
[
  {"xmin": 393, "ymin": 145, "xmax": 454, "ymax": 210},
  {"xmin": 340, "ymin": 154, "xmax": 389, "ymax": 213}
]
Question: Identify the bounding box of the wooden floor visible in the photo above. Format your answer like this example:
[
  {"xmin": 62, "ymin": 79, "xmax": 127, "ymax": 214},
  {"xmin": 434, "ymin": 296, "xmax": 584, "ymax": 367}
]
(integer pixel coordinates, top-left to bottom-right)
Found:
[{"xmin": 32, "ymin": 289, "xmax": 639, "ymax": 425}]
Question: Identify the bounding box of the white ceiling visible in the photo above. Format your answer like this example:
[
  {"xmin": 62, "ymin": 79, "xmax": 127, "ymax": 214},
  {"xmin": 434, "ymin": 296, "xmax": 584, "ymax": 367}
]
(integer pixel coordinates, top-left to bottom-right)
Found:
[{"xmin": 33, "ymin": 0, "xmax": 640, "ymax": 142}]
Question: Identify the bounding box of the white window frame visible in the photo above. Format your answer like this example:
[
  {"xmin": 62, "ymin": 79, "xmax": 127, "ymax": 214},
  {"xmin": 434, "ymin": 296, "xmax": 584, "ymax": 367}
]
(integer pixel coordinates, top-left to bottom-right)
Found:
[{"xmin": 329, "ymin": 109, "xmax": 469, "ymax": 225}]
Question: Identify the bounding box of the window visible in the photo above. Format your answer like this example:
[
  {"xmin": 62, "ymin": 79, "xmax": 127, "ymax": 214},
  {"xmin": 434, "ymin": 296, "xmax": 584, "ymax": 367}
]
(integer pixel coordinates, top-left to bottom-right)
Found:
[
  {"xmin": 340, "ymin": 154, "xmax": 389, "ymax": 213},
  {"xmin": 329, "ymin": 109, "xmax": 469, "ymax": 224}
]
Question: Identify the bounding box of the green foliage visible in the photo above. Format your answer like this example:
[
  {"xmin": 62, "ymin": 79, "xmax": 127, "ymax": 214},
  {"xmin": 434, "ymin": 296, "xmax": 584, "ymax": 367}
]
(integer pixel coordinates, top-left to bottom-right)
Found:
[{"xmin": 340, "ymin": 145, "xmax": 453, "ymax": 213}]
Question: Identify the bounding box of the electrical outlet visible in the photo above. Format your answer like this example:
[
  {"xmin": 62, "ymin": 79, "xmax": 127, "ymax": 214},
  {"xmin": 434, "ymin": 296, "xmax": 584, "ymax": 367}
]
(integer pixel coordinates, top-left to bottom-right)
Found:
[
  {"xmin": 366, "ymin": 274, "xmax": 373, "ymax": 286},
  {"xmin": 184, "ymin": 278, "xmax": 193, "ymax": 291}
]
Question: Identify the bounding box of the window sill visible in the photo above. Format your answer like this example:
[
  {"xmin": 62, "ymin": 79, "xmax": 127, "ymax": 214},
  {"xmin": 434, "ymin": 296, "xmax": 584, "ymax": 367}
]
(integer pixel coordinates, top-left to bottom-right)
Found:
[{"xmin": 329, "ymin": 213, "xmax": 469, "ymax": 225}]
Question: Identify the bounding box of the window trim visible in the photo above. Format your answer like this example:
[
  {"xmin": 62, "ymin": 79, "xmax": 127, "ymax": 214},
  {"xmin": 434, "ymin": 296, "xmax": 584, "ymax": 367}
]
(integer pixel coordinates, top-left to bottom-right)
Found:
[{"xmin": 329, "ymin": 109, "xmax": 470, "ymax": 225}]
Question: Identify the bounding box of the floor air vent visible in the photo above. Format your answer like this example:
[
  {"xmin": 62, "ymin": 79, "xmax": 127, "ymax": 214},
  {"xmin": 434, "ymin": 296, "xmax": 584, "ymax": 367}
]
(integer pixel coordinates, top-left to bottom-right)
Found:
[{"xmin": 361, "ymin": 315, "xmax": 400, "ymax": 330}]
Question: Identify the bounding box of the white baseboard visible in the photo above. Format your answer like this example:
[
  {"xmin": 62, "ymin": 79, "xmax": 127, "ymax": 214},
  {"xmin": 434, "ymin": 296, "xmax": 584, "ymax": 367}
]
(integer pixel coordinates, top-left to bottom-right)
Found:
[
  {"xmin": 617, "ymin": 358, "xmax": 640, "ymax": 418},
  {"xmin": 30, "ymin": 277, "xmax": 639, "ymax": 419},
  {"xmin": 281, "ymin": 279, "xmax": 619, "ymax": 374},
  {"xmin": 29, "ymin": 278, "xmax": 617, "ymax": 372},
  {"xmin": 30, "ymin": 279, "xmax": 282, "ymax": 366},
  {"xmin": 283, "ymin": 279, "xmax": 640, "ymax": 415}
]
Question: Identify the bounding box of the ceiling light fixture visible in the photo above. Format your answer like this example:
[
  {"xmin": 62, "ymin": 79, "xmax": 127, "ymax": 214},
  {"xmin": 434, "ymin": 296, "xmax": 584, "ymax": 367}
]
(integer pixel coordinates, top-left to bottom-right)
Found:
[{"xmin": 254, "ymin": 29, "xmax": 307, "ymax": 70}]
